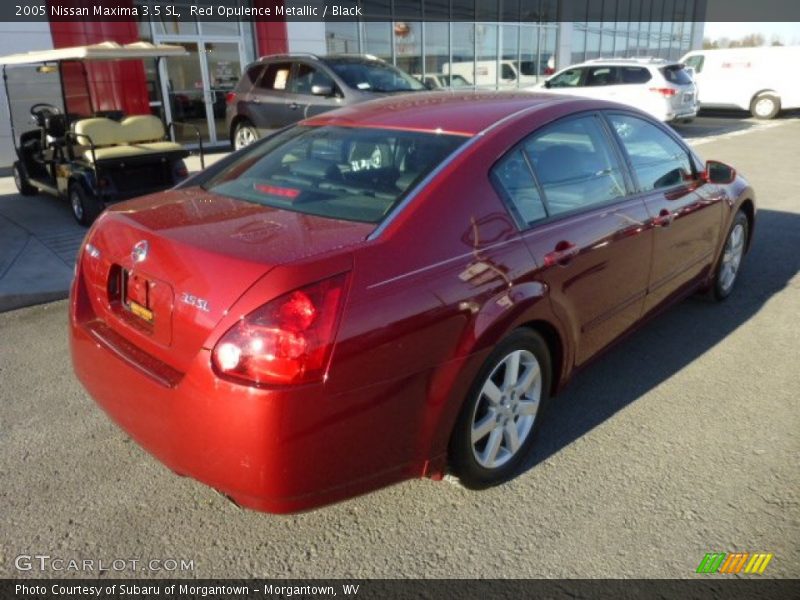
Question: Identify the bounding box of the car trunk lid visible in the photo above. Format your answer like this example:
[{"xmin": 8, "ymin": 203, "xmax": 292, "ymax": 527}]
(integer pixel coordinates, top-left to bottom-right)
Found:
[{"xmin": 80, "ymin": 187, "xmax": 373, "ymax": 373}]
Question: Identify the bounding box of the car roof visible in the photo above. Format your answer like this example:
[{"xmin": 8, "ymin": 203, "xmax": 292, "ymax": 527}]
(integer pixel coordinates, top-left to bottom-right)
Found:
[
  {"xmin": 301, "ymin": 91, "xmax": 582, "ymax": 136},
  {"xmin": 571, "ymin": 58, "xmax": 681, "ymax": 69}
]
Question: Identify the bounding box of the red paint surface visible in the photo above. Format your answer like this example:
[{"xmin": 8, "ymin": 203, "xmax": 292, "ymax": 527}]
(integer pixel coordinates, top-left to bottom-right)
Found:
[
  {"xmin": 70, "ymin": 94, "xmax": 755, "ymax": 513},
  {"xmin": 48, "ymin": 7, "xmax": 150, "ymax": 115},
  {"xmin": 253, "ymin": 2, "xmax": 288, "ymax": 56}
]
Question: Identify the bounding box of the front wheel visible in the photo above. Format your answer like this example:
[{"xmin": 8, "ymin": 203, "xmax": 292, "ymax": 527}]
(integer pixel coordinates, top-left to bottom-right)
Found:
[
  {"xmin": 232, "ymin": 121, "xmax": 258, "ymax": 150},
  {"xmin": 712, "ymin": 211, "xmax": 749, "ymax": 300},
  {"xmin": 449, "ymin": 329, "xmax": 552, "ymax": 489},
  {"xmin": 69, "ymin": 184, "xmax": 103, "ymax": 226}
]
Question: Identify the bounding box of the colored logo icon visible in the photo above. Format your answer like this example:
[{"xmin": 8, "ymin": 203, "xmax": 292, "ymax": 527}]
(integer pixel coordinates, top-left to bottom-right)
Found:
[{"xmin": 696, "ymin": 552, "xmax": 773, "ymax": 574}]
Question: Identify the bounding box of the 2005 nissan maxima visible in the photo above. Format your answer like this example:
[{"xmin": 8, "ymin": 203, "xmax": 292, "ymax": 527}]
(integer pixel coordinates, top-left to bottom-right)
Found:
[{"xmin": 69, "ymin": 92, "xmax": 754, "ymax": 513}]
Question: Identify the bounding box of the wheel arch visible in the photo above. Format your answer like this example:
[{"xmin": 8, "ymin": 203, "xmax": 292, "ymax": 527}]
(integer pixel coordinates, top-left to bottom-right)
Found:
[{"xmin": 738, "ymin": 198, "xmax": 756, "ymax": 253}]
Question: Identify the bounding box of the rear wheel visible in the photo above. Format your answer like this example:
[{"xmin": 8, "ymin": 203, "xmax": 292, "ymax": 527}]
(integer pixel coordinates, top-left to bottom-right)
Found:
[
  {"xmin": 12, "ymin": 161, "xmax": 37, "ymax": 196},
  {"xmin": 233, "ymin": 120, "xmax": 258, "ymax": 150},
  {"xmin": 750, "ymin": 93, "xmax": 780, "ymax": 119},
  {"xmin": 712, "ymin": 211, "xmax": 749, "ymax": 300},
  {"xmin": 69, "ymin": 183, "xmax": 103, "ymax": 226},
  {"xmin": 449, "ymin": 329, "xmax": 551, "ymax": 489}
]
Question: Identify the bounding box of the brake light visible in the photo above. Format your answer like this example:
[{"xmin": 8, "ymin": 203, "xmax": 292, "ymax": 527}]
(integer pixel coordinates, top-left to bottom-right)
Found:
[
  {"xmin": 212, "ymin": 274, "xmax": 348, "ymax": 386},
  {"xmin": 649, "ymin": 87, "xmax": 677, "ymax": 97},
  {"xmin": 225, "ymin": 91, "xmax": 237, "ymax": 104}
]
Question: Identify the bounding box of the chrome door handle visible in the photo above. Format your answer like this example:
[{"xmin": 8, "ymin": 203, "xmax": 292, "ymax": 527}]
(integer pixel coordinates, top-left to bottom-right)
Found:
[
  {"xmin": 544, "ymin": 241, "xmax": 579, "ymax": 267},
  {"xmin": 654, "ymin": 209, "xmax": 675, "ymax": 227}
]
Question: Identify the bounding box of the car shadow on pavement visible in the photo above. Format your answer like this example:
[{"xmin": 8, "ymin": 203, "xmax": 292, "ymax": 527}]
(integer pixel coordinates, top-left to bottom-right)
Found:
[
  {"xmin": 523, "ymin": 208, "xmax": 800, "ymax": 472},
  {"xmin": 672, "ymin": 109, "xmax": 800, "ymax": 140}
]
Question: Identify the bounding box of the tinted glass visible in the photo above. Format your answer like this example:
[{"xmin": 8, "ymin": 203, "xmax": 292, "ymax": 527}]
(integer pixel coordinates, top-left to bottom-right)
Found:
[
  {"xmin": 491, "ymin": 150, "xmax": 547, "ymax": 227},
  {"xmin": 325, "ymin": 59, "xmax": 425, "ymax": 92},
  {"xmin": 258, "ymin": 62, "xmax": 292, "ymax": 91},
  {"xmin": 609, "ymin": 114, "xmax": 693, "ymax": 191},
  {"xmin": 291, "ymin": 64, "xmax": 336, "ymax": 95},
  {"xmin": 241, "ymin": 65, "xmax": 265, "ymax": 88},
  {"xmin": 548, "ymin": 68, "xmax": 584, "ymax": 88},
  {"xmin": 684, "ymin": 55, "xmax": 705, "ymax": 74},
  {"xmin": 660, "ymin": 65, "xmax": 692, "ymax": 84},
  {"xmin": 204, "ymin": 126, "xmax": 466, "ymax": 223},
  {"xmin": 524, "ymin": 116, "xmax": 627, "ymax": 216},
  {"xmin": 620, "ymin": 66, "xmax": 652, "ymax": 84},
  {"xmin": 586, "ymin": 66, "xmax": 619, "ymax": 86}
]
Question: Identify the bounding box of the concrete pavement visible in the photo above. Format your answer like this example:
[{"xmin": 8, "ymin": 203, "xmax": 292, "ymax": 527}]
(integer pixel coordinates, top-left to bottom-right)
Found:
[{"xmin": 0, "ymin": 154, "xmax": 223, "ymax": 312}]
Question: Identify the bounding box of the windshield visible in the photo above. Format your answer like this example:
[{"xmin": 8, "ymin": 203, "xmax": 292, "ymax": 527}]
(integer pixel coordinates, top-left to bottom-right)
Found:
[
  {"xmin": 204, "ymin": 125, "xmax": 467, "ymax": 223},
  {"xmin": 326, "ymin": 59, "xmax": 425, "ymax": 93}
]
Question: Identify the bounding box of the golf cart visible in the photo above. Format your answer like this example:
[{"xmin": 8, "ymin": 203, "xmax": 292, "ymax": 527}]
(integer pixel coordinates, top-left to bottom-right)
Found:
[{"xmin": 0, "ymin": 42, "xmax": 205, "ymax": 225}]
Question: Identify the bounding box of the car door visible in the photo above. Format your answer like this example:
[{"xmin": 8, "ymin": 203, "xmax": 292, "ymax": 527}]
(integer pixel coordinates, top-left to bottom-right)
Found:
[
  {"xmin": 248, "ymin": 61, "xmax": 294, "ymax": 133},
  {"xmin": 284, "ymin": 62, "xmax": 344, "ymax": 123},
  {"xmin": 604, "ymin": 112, "xmax": 724, "ymax": 314},
  {"xmin": 496, "ymin": 113, "xmax": 653, "ymax": 366},
  {"xmin": 543, "ymin": 67, "xmax": 588, "ymax": 96}
]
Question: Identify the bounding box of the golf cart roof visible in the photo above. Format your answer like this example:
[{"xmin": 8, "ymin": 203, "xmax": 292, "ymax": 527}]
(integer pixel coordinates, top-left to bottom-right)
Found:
[{"xmin": 0, "ymin": 41, "xmax": 187, "ymax": 66}]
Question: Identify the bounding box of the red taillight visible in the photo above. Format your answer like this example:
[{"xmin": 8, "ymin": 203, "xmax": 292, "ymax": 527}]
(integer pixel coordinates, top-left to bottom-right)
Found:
[
  {"xmin": 544, "ymin": 67, "xmax": 555, "ymax": 76},
  {"xmin": 225, "ymin": 91, "xmax": 237, "ymax": 105},
  {"xmin": 212, "ymin": 274, "xmax": 348, "ymax": 386},
  {"xmin": 649, "ymin": 87, "xmax": 678, "ymax": 97}
]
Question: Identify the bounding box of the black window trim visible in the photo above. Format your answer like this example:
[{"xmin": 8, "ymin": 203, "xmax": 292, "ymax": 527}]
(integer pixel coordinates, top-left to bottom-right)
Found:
[
  {"xmin": 488, "ymin": 110, "xmax": 638, "ymax": 232},
  {"xmin": 599, "ymin": 109, "xmax": 703, "ymax": 198}
]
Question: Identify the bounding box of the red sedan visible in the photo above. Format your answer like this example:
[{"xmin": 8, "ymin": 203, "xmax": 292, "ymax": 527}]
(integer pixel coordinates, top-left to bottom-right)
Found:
[{"xmin": 69, "ymin": 92, "xmax": 755, "ymax": 513}]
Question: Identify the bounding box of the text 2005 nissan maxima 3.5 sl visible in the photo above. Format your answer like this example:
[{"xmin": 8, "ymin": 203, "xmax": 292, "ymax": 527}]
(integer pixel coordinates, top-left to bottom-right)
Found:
[{"xmin": 70, "ymin": 92, "xmax": 754, "ymax": 513}]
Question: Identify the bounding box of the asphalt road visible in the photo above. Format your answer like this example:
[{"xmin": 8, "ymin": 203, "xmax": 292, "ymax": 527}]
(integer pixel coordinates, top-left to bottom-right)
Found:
[{"xmin": 1, "ymin": 115, "xmax": 798, "ymax": 579}]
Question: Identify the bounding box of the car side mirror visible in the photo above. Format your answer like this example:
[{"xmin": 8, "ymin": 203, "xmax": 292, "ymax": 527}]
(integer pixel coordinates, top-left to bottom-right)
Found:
[
  {"xmin": 543, "ymin": 80, "xmax": 552, "ymax": 89},
  {"xmin": 703, "ymin": 160, "xmax": 736, "ymax": 184},
  {"xmin": 311, "ymin": 84, "xmax": 333, "ymax": 97},
  {"xmin": 423, "ymin": 79, "xmax": 436, "ymax": 90}
]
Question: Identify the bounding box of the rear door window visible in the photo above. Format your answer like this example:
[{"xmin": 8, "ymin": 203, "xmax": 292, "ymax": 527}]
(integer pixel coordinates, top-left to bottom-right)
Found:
[
  {"xmin": 523, "ymin": 115, "xmax": 628, "ymax": 216},
  {"xmin": 608, "ymin": 114, "xmax": 694, "ymax": 191},
  {"xmin": 490, "ymin": 150, "xmax": 547, "ymax": 227},
  {"xmin": 257, "ymin": 62, "xmax": 293, "ymax": 91},
  {"xmin": 620, "ymin": 67, "xmax": 652, "ymax": 84}
]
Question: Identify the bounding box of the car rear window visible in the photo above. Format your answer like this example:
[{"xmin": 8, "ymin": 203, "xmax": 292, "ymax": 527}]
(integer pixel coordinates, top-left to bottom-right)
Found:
[
  {"xmin": 660, "ymin": 65, "xmax": 693, "ymax": 85},
  {"xmin": 203, "ymin": 126, "xmax": 467, "ymax": 223}
]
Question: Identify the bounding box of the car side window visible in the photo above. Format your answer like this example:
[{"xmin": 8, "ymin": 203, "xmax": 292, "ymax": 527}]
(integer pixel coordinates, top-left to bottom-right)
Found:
[
  {"xmin": 548, "ymin": 68, "xmax": 584, "ymax": 88},
  {"xmin": 490, "ymin": 150, "xmax": 547, "ymax": 227},
  {"xmin": 523, "ymin": 115, "xmax": 627, "ymax": 216},
  {"xmin": 608, "ymin": 114, "xmax": 694, "ymax": 192},
  {"xmin": 684, "ymin": 55, "xmax": 705, "ymax": 74},
  {"xmin": 291, "ymin": 63, "xmax": 336, "ymax": 95},
  {"xmin": 241, "ymin": 65, "xmax": 265, "ymax": 88},
  {"xmin": 585, "ymin": 67, "xmax": 619, "ymax": 87},
  {"xmin": 257, "ymin": 62, "xmax": 292, "ymax": 92},
  {"xmin": 620, "ymin": 67, "xmax": 652, "ymax": 84}
]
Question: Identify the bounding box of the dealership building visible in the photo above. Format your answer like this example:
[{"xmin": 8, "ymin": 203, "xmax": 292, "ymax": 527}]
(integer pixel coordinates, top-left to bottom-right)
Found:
[{"xmin": 0, "ymin": 0, "xmax": 705, "ymax": 166}]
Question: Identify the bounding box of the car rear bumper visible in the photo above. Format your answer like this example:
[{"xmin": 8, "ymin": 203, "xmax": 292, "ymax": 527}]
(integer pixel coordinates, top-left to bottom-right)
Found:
[{"xmin": 69, "ymin": 275, "xmax": 418, "ymax": 513}]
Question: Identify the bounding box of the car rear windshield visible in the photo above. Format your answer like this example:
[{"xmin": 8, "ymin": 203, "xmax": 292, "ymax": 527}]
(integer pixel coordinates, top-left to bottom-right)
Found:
[
  {"xmin": 325, "ymin": 59, "xmax": 425, "ymax": 92},
  {"xmin": 203, "ymin": 126, "xmax": 467, "ymax": 223},
  {"xmin": 660, "ymin": 65, "xmax": 693, "ymax": 85}
]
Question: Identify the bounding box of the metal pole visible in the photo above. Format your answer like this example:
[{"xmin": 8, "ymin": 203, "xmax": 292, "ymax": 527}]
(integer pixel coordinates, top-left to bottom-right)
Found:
[{"xmin": 2, "ymin": 65, "xmax": 19, "ymax": 156}]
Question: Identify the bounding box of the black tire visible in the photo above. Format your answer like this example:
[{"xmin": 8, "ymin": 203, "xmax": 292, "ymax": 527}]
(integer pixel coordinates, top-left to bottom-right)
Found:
[
  {"xmin": 750, "ymin": 93, "xmax": 781, "ymax": 120},
  {"xmin": 69, "ymin": 183, "xmax": 103, "ymax": 226},
  {"xmin": 449, "ymin": 328, "xmax": 552, "ymax": 489},
  {"xmin": 232, "ymin": 120, "xmax": 259, "ymax": 150},
  {"xmin": 12, "ymin": 161, "xmax": 37, "ymax": 196},
  {"xmin": 712, "ymin": 211, "xmax": 749, "ymax": 301},
  {"xmin": 681, "ymin": 118, "xmax": 695, "ymax": 124}
]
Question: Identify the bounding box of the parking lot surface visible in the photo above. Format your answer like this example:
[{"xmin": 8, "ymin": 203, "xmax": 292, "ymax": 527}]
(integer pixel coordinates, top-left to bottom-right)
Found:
[{"xmin": 1, "ymin": 115, "xmax": 798, "ymax": 578}]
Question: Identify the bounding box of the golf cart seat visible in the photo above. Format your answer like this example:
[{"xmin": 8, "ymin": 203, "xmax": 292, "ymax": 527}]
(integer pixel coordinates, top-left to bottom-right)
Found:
[{"xmin": 72, "ymin": 115, "xmax": 188, "ymax": 163}]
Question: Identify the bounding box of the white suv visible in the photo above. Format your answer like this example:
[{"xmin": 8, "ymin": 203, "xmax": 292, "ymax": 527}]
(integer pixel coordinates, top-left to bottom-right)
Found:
[{"xmin": 532, "ymin": 58, "xmax": 699, "ymax": 123}]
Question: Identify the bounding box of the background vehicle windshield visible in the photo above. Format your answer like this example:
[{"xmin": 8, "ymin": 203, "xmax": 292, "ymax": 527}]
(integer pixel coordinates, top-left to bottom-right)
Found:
[
  {"xmin": 205, "ymin": 125, "xmax": 466, "ymax": 223},
  {"xmin": 326, "ymin": 59, "xmax": 425, "ymax": 92}
]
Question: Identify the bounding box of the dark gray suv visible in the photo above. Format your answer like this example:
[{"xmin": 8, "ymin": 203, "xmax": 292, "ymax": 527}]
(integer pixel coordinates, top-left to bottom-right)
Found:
[{"xmin": 226, "ymin": 53, "xmax": 425, "ymax": 150}]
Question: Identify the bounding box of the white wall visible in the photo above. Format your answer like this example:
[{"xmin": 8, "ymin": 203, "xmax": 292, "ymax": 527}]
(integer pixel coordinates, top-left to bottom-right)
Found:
[
  {"xmin": 0, "ymin": 22, "xmax": 53, "ymax": 168},
  {"xmin": 286, "ymin": 21, "xmax": 326, "ymax": 55}
]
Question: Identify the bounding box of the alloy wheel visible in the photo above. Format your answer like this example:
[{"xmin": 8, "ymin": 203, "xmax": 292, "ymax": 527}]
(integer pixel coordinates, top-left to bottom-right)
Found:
[
  {"xmin": 470, "ymin": 349, "xmax": 542, "ymax": 469},
  {"xmin": 719, "ymin": 222, "xmax": 745, "ymax": 293},
  {"xmin": 234, "ymin": 125, "xmax": 256, "ymax": 150},
  {"xmin": 70, "ymin": 189, "xmax": 84, "ymax": 221},
  {"xmin": 754, "ymin": 98, "xmax": 775, "ymax": 118}
]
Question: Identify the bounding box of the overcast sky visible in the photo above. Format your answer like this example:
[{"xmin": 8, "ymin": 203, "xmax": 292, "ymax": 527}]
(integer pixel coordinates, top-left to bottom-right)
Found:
[{"xmin": 703, "ymin": 22, "xmax": 800, "ymax": 44}]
